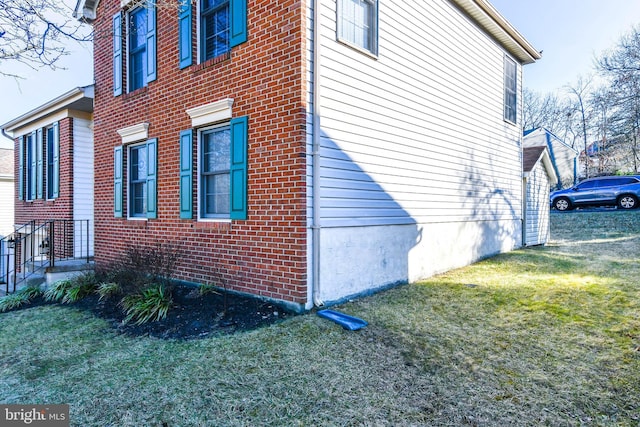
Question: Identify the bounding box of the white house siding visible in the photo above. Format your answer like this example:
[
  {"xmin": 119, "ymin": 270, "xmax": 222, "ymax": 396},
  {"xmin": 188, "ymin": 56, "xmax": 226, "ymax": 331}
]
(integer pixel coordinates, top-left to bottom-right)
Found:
[
  {"xmin": 308, "ymin": 0, "xmax": 525, "ymax": 304},
  {"xmin": 0, "ymin": 149, "xmax": 14, "ymax": 238},
  {"xmin": 524, "ymin": 161, "xmax": 550, "ymax": 246},
  {"xmin": 73, "ymin": 117, "xmax": 94, "ymax": 257},
  {"xmin": 0, "ymin": 177, "xmax": 14, "ymax": 237}
]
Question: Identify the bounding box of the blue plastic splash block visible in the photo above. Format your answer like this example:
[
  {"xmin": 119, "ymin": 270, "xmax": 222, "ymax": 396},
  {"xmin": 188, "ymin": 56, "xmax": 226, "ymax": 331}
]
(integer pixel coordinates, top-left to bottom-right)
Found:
[{"xmin": 317, "ymin": 309, "xmax": 368, "ymax": 331}]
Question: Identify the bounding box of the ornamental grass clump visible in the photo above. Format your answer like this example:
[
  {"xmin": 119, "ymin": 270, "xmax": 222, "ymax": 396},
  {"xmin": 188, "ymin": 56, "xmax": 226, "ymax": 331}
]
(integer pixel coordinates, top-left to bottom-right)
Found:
[
  {"xmin": 120, "ymin": 283, "xmax": 173, "ymax": 325},
  {"xmin": 0, "ymin": 285, "xmax": 42, "ymax": 312},
  {"xmin": 44, "ymin": 273, "xmax": 98, "ymax": 304}
]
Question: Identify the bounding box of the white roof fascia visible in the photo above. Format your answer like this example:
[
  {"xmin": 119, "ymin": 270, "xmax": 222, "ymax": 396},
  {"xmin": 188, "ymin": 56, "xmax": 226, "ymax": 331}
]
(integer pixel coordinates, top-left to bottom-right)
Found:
[{"xmin": 452, "ymin": 0, "xmax": 541, "ymax": 64}]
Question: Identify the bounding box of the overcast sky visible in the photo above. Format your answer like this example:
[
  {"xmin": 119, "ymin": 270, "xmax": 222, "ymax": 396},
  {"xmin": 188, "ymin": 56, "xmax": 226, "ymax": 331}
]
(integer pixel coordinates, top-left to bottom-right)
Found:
[{"xmin": 2, "ymin": 1, "xmax": 640, "ymax": 149}]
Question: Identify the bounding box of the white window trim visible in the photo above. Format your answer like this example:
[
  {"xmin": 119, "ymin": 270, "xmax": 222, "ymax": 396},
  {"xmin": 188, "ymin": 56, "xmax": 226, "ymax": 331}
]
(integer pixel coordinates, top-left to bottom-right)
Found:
[
  {"xmin": 196, "ymin": 123, "xmax": 232, "ymax": 223},
  {"xmin": 117, "ymin": 122, "xmax": 149, "ymax": 144},
  {"xmin": 126, "ymin": 141, "xmax": 148, "ymax": 220},
  {"xmin": 336, "ymin": 0, "xmax": 379, "ymax": 58},
  {"xmin": 186, "ymin": 98, "xmax": 234, "ymax": 128},
  {"xmin": 504, "ymin": 55, "xmax": 518, "ymax": 125}
]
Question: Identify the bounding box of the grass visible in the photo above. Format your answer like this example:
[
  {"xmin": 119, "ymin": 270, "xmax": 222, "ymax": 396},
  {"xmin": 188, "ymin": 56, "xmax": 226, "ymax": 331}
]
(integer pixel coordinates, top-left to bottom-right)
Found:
[{"xmin": 1, "ymin": 210, "xmax": 639, "ymax": 426}]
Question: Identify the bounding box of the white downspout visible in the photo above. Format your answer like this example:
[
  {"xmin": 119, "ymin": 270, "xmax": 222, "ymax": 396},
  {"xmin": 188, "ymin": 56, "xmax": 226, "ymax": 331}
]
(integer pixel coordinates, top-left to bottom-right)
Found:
[{"xmin": 311, "ymin": 0, "xmax": 323, "ymax": 307}]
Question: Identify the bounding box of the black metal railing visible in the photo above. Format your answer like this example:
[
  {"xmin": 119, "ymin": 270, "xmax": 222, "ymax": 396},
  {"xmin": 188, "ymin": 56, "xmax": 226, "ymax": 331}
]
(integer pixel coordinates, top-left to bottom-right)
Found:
[{"xmin": 0, "ymin": 219, "xmax": 92, "ymax": 294}]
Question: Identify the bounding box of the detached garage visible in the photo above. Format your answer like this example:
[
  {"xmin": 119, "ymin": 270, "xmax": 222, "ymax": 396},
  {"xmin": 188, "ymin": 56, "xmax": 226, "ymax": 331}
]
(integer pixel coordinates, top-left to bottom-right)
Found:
[{"xmin": 523, "ymin": 146, "xmax": 557, "ymax": 246}]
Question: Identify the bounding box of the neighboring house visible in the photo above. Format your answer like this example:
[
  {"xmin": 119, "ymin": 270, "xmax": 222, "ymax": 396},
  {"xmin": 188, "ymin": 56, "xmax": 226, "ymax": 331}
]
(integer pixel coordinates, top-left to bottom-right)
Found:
[
  {"xmin": 522, "ymin": 146, "xmax": 556, "ymax": 247},
  {"xmin": 580, "ymin": 135, "xmax": 636, "ymax": 178},
  {"xmin": 523, "ymin": 127, "xmax": 578, "ymax": 190},
  {"xmin": 0, "ymin": 147, "xmax": 14, "ymax": 287},
  {"xmin": 1, "ymin": 86, "xmax": 95, "ymax": 279},
  {"xmin": 0, "ymin": 148, "xmax": 14, "ymax": 237},
  {"xmin": 74, "ymin": 0, "xmax": 539, "ymax": 311}
]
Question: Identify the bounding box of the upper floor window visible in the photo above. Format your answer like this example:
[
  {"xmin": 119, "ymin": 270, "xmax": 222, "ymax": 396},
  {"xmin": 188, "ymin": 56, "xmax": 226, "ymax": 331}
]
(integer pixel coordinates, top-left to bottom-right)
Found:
[
  {"xmin": 337, "ymin": 0, "xmax": 378, "ymax": 56},
  {"xmin": 113, "ymin": 4, "xmax": 156, "ymax": 96},
  {"xmin": 178, "ymin": 0, "xmax": 247, "ymax": 69},
  {"xmin": 201, "ymin": 0, "xmax": 230, "ymax": 61},
  {"xmin": 504, "ymin": 56, "xmax": 517, "ymax": 124},
  {"xmin": 129, "ymin": 7, "xmax": 148, "ymax": 92}
]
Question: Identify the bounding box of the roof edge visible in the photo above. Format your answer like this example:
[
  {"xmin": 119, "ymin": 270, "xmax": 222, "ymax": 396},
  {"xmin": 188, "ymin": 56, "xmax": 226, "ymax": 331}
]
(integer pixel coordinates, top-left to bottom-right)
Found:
[
  {"xmin": 1, "ymin": 85, "xmax": 94, "ymax": 134},
  {"xmin": 452, "ymin": 0, "xmax": 541, "ymax": 64}
]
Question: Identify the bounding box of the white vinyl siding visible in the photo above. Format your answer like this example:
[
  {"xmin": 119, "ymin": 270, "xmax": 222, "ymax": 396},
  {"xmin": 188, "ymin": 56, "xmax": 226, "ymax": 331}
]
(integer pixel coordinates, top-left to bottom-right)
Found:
[
  {"xmin": 524, "ymin": 161, "xmax": 550, "ymax": 246},
  {"xmin": 313, "ymin": 0, "xmax": 522, "ymax": 228},
  {"xmin": 307, "ymin": 0, "xmax": 526, "ymax": 304},
  {"xmin": 73, "ymin": 118, "xmax": 94, "ymax": 257},
  {"xmin": 0, "ymin": 178, "xmax": 13, "ymax": 237}
]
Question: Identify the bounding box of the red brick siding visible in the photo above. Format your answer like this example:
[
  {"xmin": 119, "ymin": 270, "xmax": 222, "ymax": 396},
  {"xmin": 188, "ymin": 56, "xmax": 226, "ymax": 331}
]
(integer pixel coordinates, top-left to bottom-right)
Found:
[
  {"xmin": 14, "ymin": 117, "xmax": 75, "ymax": 224},
  {"xmin": 92, "ymin": 1, "xmax": 308, "ymax": 305}
]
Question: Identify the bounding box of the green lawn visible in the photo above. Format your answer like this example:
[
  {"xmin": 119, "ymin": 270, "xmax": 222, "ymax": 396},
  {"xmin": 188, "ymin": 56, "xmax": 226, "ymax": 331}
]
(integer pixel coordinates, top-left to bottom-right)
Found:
[{"xmin": 1, "ymin": 211, "xmax": 639, "ymax": 426}]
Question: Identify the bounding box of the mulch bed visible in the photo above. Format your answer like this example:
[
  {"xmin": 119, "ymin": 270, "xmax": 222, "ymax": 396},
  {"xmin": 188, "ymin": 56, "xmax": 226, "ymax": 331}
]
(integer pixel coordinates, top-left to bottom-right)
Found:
[{"xmin": 8, "ymin": 286, "xmax": 296, "ymax": 340}]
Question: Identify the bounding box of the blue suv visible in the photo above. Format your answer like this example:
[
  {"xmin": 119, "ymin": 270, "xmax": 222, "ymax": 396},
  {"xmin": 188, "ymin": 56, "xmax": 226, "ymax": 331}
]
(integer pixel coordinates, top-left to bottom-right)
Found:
[{"xmin": 550, "ymin": 176, "xmax": 640, "ymax": 211}]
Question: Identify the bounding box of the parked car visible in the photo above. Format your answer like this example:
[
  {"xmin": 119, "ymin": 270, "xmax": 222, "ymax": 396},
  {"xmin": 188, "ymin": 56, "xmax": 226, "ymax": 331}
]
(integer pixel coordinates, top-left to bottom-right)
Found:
[{"xmin": 550, "ymin": 176, "xmax": 640, "ymax": 211}]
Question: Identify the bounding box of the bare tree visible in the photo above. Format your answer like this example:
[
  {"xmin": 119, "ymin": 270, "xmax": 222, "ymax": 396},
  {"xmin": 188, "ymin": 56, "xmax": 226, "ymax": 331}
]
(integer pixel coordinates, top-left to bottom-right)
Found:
[
  {"xmin": 597, "ymin": 25, "xmax": 640, "ymax": 173},
  {"xmin": 565, "ymin": 76, "xmax": 593, "ymax": 178},
  {"xmin": 0, "ymin": 0, "xmax": 92, "ymax": 77}
]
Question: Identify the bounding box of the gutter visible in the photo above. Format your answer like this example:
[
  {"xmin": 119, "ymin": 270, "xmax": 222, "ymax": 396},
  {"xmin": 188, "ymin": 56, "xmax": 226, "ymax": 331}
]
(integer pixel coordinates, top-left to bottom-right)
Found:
[
  {"xmin": 310, "ymin": 0, "xmax": 323, "ymax": 308},
  {"xmin": 1, "ymin": 129, "xmax": 13, "ymax": 143}
]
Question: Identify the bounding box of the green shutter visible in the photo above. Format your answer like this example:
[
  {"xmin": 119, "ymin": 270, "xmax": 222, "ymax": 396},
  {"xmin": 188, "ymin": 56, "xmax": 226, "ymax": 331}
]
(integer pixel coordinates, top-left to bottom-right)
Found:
[
  {"xmin": 113, "ymin": 12, "xmax": 123, "ymax": 96},
  {"xmin": 18, "ymin": 136, "xmax": 23, "ymax": 200},
  {"xmin": 230, "ymin": 0, "xmax": 247, "ymax": 47},
  {"xmin": 146, "ymin": 138, "xmax": 157, "ymax": 219},
  {"xmin": 178, "ymin": 1, "xmax": 192, "ymax": 69},
  {"xmin": 114, "ymin": 146, "xmax": 123, "ymax": 217},
  {"xmin": 36, "ymin": 128, "xmax": 43, "ymax": 199},
  {"xmin": 230, "ymin": 116, "xmax": 248, "ymax": 220},
  {"xmin": 146, "ymin": 4, "xmax": 157, "ymax": 82},
  {"xmin": 29, "ymin": 131, "xmax": 36, "ymax": 201},
  {"xmin": 52, "ymin": 122, "xmax": 60, "ymax": 199},
  {"xmin": 179, "ymin": 130, "xmax": 193, "ymax": 219}
]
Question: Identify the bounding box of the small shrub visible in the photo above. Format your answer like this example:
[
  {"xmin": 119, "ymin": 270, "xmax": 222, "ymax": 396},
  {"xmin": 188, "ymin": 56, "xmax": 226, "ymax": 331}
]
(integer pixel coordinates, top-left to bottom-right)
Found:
[
  {"xmin": 44, "ymin": 273, "xmax": 98, "ymax": 304},
  {"xmin": 96, "ymin": 282, "xmax": 121, "ymax": 301},
  {"xmin": 120, "ymin": 283, "xmax": 173, "ymax": 325},
  {"xmin": 0, "ymin": 285, "xmax": 42, "ymax": 312},
  {"xmin": 19, "ymin": 285, "xmax": 43, "ymax": 300},
  {"xmin": 44, "ymin": 279, "xmax": 73, "ymax": 302},
  {"xmin": 63, "ymin": 272, "xmax": 98, "ymax": 303},
  {"xmin": 199, "ymin": 282, "xmax": 219, "ymax": 296},
  {"xmin": 123, "ymin": 242, "xmax": 181, "ymax": 286}
]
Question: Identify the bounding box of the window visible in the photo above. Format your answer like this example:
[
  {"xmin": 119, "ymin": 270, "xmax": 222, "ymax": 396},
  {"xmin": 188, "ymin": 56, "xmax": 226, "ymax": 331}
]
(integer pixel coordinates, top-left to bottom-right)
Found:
[
  {"xmin": 18, "ymin": 125, "xmax": 58, "ymax": 201},
  {"xmin": 25, "ymin": 133, "xmax": 36, "ymax": 201},
  {"xmin": 200, "ymin": 125, "xmax": 231, "ymax": 218},
  {"xmin": 129, "ymin": 144, "xmax": 147, "ymax": 217},
  {"xmin": 178, "ymin": 0, "xmax": 247, "ymax": 68},
  {"xmin": 201, "ymin": 0, "xmax": 230, "ymax": 61},
  {"xmin": 114, "ymin": 139, "xmax": 157, "ymax": 219},
  {"xmin": 337, "ymin": 0, "xmax": 378, "ymax": 55},
  {"xmin": 504, "ymin": 56, "xmax": 517, "ymax": 123},
  {"xmin": 46, "ymin": 124, "xmax": 59, "ymax": 199},
  {"xmin": 112, "ymin": 4, "xmax": 156, "ymax": 96},
  {"xmin": 179, "ymin": 116, "xmax": 248, "ymax": 220},
  {"xmin": 129, "ymin": 7, "xmax": 148, "ymax": 91}
]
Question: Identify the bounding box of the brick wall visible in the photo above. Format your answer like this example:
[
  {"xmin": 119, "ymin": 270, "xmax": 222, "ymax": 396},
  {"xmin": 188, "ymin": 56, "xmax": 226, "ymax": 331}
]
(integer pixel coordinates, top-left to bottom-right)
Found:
[
  {"xmin": 92, "ymin": 0, "xmax": 308, "ymax": 306},
  {"xmin": 14, "ymin": 117, "xmax": 75, "ymax": 224}
]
